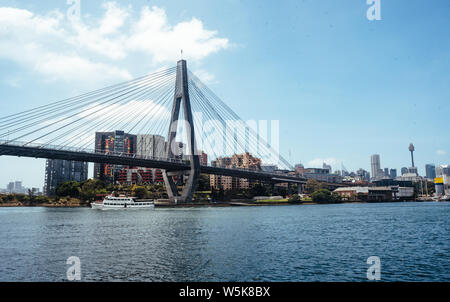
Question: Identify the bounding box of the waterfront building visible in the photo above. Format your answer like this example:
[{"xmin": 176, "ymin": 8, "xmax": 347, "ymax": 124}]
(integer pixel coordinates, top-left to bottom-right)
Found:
[
  {"xmin": 384, "ymin": 168, "xmax": 390, "ymax": 177},
  {"xmin": 117, "ymin": 168, "xmax": 152, "ymax": 184},
  {"xmin": 425, "ymin": 164, "xmax": 436, "ymax": 180},
  {"xmin": 334, "ymin": 187, "xmax": 369, "ymax": 201},
  {"xmin": 396, "ymin": 173, "xmax": 422, "ymax": 183},
  {"xmin": 304, "ymin": 168, "xmax": 342, "ymax": 183},
  {"xmin": 408, "ymin": 167, "xmax": 418, "ymax": 175},
  {"xmin": 210, "ymin": 152, "xmax": 262, "ymax": 190},
  {"xmin": 44, "ymin": 159, "xmax": 88, "ymax": 196},
  {"xmin": 434, "ymin": 175, "xmax": 450, "ymax": 196},
  {"xmin": 94, "ymin": 131, "xmax": 137, "ymax": 183}
]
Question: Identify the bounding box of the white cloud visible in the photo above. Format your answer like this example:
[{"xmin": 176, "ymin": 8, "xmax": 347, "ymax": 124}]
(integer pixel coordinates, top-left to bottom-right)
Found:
[
  {"xmin": 436, "ymin": 150, "xmax": 447, "ymax": 156},
  {"xmin": 307, "ymin": 157, "xmax": 340, "ymax": 168},
  {"xmin": 0, "ymin": 2, "xmax": 229, "ymax": 87},
  {"xmin": 127, "ymin": 6, "xmax": 229, "ymax": 64},
  {"xmin": 193, "ymin": 69, "xmax": 216, "ymax": 84}
]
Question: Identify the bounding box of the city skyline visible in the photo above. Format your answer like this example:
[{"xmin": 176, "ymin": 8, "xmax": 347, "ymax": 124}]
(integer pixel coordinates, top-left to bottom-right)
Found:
[{"xmin": 1, "ymin": 0, "xmax": 450, "ymax": 188}]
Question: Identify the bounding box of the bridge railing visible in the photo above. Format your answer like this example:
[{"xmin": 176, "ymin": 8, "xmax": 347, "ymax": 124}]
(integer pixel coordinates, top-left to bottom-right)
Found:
[
  {"xmin": 0, "ymin": 139, "xmax": 187, "ymax": 164},
  {"xmin": 0, "ymin": 139, "xmax": 305, "ymax": 180}
]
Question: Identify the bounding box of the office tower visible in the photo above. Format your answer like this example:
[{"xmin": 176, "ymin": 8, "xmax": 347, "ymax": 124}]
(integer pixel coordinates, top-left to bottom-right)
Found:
[
  {"xmin": 384, "ymin": 168, "xmax": 389, "ymax": 177},
  {"xmin": 425, "ymin": 164, "xmax": 436, "ymax": 180},
  {"xmin": 390, "ymin": 169, "xmax": 397, "ymax": 179},
  {"xmin": 6, "ymin": 182, "xmax": 14, "ymax": 193},
  {"xmin": 94, "ymin": 130, "xmax": 137, "ymax": 182},
  {"xmin": 435, "ymin": 165, "xmax": 450, "ymax": 177},
  {"xmin": 357, "ymin": 168, "xmax": 370, "ymax": 181},
  {"xmin": 371, "ymin": 154, "xmax": 381, "ymax": 180},
  {"xmin": 44, "ymin": 159, "xmax": 88, "ymax": 196}
]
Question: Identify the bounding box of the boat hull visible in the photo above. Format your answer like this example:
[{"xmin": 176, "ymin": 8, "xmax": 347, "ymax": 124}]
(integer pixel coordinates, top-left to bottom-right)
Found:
[{"xmin": 90, "ymin": 202, "xmax": 154, "ymax": 210}]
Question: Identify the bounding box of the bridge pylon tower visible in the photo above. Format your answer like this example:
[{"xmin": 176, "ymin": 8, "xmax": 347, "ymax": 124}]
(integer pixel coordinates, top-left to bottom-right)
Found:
[{"xmin": 162, "ymin": 60, "xmax": 200, "ymax": 203}]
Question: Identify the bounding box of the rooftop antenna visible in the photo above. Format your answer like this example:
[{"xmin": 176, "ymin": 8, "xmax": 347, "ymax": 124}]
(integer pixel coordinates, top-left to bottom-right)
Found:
[{"xmin": 181, "ymin": 49, "xmax": 183, "ymax": 60}]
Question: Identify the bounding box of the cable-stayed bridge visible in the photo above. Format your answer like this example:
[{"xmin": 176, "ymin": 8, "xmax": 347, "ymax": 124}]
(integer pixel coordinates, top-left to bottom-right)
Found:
[{"xmin": 0, "ymin": 60, "xmax": 319, "ymax": 203}]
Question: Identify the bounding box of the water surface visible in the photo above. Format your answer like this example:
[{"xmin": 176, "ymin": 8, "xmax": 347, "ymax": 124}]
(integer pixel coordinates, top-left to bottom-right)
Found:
[{"xmin": 0, "ymin": 202, "xmax": 448, "ymax": 281}]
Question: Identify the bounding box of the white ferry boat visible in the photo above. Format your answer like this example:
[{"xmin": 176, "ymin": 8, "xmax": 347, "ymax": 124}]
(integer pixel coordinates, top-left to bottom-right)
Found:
[{"xmin": 91, "ymin": 195, "xmax": 154, "ymax": 209}]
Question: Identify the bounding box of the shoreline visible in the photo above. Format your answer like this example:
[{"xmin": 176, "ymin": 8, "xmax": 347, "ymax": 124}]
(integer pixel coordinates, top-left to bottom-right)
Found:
[{"xmin": 0, "ymin": 199, "xmax": 441, "ymax": 208}]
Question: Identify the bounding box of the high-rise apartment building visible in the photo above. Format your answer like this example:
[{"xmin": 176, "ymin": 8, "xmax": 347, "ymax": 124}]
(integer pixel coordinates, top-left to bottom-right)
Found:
[
  {"xmin": 44, "ymin": 159, "xmax": 88, "ymax": 196},
  {"xmin": 210, "ymin": 153, "xmax": 262, "ymax": 191},
  {"xmin": 136, "ymin": 134, "xmax": 165, "ymax": 158},
  {"xmin": 94, "ymin": 131, "xmax": 137, "ymax": 182}
]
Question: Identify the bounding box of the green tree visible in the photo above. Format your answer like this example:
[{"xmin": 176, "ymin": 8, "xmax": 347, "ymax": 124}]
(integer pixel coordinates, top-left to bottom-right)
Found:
[
  {"xmin": 250, "ymin": 183, "xmax": 269, "ymax": 197},
  {"xmin": 80, "ymin": 179, "xmax": 106, "ymax": 202},
  {"xmin": 288, "ymin": 194, "xmax": 302, "ymax": 202},
  {"xmin": 133, "ymin": 186, "xmax": 148, "ymax": 199},
  {"xmin": 311, "ymin": 189, "xmax": 341, "ymax": 203},
  {"xmin": 197, "ymin": 174, "xmax": 211, "ymax": 191},
  {"xmin": 56, "ymin": 181, "xmax": 81, "ymax": 198},
  {"xmin": 305, "ymin": 179, "xmax": 323, "ymax": 194}
]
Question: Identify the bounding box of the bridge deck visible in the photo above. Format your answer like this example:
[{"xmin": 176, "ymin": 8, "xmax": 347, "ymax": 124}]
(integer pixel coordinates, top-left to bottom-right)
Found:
[{"xmin": 0, "ymin": 142, "xmax": 307, "ymax": 184}]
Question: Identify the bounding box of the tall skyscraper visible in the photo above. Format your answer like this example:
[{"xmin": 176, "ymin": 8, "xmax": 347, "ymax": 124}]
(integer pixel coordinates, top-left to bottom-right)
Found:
[
  {"xmin": 94, "ymin": 131, "xmax": 137, "ymax": 182},
  {"xmin": 425, "ymin": 164, "xmax": 436, "ymax": 180},
  {"xmin": 384, "ymin": 168, "xmax": 389, "ymax": 177},
  {"xmin": 44, "ymin": 159, "xmax": 88, "ymax": 196},
  {"xmin": 390, "ymin": 169, "xmax": 397, "ymax": 179},
  {"xmin": 370, "ymin": 154, "xmax": 381, "ymax": 180}
]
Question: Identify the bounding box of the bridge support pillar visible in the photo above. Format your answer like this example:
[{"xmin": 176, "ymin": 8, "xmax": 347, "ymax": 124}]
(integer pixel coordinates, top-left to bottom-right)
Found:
[{"xmin": 163, "ymin": 60, "xmax": 200, "ymax": 204}]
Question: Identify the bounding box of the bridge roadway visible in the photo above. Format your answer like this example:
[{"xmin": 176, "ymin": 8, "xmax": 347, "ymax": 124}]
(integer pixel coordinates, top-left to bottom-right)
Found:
[{"xmin": 0, "ymin": 141, "xmax": 308, "ymax": 184}]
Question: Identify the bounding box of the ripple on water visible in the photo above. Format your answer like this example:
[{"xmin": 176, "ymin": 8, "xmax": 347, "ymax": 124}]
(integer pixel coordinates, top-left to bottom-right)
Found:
[{"xmin": 0, "ymin": 202, "xmax": 449, "ymax": 281}]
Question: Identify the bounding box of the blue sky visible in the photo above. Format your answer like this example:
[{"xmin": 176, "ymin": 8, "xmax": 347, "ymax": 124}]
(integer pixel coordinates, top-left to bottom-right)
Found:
[{"xmin": 0, "ymin": 0, "xmax": 449, "ymax": 189}]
